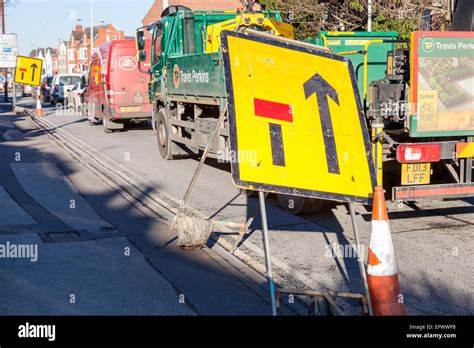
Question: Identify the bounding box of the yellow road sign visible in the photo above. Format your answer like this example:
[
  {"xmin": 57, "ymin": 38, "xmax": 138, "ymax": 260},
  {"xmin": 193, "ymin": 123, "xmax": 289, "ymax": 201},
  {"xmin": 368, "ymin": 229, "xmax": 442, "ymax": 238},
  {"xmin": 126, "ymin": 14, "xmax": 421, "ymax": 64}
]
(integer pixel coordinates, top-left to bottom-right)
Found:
[
  {"xmin": 14, "ymin": 55, "xmax": 42, "ymax": 86},
  {"xmin": 222, "ymin": 31, "xmax": 376, "ymax": 203}
]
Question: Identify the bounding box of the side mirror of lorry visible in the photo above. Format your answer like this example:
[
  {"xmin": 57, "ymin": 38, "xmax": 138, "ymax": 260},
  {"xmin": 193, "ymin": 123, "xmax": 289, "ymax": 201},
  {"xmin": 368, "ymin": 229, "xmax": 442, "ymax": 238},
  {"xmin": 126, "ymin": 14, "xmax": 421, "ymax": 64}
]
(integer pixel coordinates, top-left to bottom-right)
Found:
[
  {"xmin": 136, "ymin": 30, "xmax": 145, "ymax": 51},
  {"xmin": 137, "ymin": 50, "xmax": 147, "ymax": 63}
]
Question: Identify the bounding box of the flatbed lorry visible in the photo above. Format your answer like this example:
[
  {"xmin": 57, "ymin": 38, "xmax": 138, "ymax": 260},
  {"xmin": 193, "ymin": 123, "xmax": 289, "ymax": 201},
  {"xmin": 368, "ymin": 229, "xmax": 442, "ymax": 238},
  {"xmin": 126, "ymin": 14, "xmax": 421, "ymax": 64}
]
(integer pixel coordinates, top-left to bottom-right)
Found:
[{"xmin": 136, "ymin": 2, "xmax": 474, "ymax": 214}]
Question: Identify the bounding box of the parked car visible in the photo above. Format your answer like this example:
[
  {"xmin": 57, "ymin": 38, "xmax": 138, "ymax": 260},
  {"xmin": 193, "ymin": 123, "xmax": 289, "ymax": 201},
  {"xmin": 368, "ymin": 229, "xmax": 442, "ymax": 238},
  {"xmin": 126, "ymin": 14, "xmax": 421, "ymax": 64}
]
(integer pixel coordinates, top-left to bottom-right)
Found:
[
  {"xmin": 8, "ymin": 82, "xmax": 21, "ymax": 92},
  {"xmin": 51, "ymin": 74, "xmax": 82, "ymax": 106},
  {"xmin": 40, "ymin": 75, "xmax": 54, "ymax": 102},
  {"xmin": 21, "ymin": 84, "xmax": 34, "ymax": 97},
  {"xmin": 85, "ymin": 39, "xmax": 152, "ymax": 133},
  {"xmin": 66, "ymin": 77, "xmax": 86, "ymax": 111}
]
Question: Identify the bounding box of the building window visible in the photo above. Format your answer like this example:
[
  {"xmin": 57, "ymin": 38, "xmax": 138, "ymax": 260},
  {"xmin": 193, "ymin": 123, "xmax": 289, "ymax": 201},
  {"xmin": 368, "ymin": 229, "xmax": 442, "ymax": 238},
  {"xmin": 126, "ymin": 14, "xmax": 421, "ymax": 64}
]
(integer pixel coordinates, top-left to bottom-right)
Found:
[
  {"xmin": 80, "ymin": 48, "xmax": 87, "ymax": 59},
  {"xmin": 68, "ymin": 49, "xmax": 74, "ymax": 60}
]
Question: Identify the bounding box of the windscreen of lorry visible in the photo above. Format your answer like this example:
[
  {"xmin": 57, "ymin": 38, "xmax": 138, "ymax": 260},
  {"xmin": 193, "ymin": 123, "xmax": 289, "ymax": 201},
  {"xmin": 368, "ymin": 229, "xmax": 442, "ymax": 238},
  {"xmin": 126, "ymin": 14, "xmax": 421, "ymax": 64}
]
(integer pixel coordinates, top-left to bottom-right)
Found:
[{"xmin": 60, "ymin": 76, "xmax": 82, "ymax": 86}]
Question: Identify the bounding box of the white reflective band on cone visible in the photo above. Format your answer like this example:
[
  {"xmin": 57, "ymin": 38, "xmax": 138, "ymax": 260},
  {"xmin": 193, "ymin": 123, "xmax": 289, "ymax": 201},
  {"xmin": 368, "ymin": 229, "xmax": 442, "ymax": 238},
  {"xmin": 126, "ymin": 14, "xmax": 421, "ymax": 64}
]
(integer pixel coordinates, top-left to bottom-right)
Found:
[{"xmin": 368, "ymin": 220, "xmax": 398, "ymax": 277}]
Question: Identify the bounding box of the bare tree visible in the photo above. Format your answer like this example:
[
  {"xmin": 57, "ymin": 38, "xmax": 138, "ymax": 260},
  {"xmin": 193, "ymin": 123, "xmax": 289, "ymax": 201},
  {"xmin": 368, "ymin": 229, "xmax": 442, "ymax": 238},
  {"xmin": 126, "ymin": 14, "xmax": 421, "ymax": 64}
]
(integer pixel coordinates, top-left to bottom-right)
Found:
[{"xmin": 262, "ymin": 0, "xmax": 451, "ymax": 40}]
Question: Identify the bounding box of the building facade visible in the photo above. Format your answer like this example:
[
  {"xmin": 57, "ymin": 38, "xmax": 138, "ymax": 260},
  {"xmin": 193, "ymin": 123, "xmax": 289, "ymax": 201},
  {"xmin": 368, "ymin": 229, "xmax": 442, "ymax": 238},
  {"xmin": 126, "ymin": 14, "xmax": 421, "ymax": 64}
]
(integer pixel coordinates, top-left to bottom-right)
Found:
[
  {"xmin": 57, "ymin": 41, "xmax": 68, "ymax": 74},
  {"xmin": 50, "ymin": 23, "xmax": 125, "ymax": 75},
  {"xmin": 142, "ymin": 0, "xmax": 242, "ymax": 28}
]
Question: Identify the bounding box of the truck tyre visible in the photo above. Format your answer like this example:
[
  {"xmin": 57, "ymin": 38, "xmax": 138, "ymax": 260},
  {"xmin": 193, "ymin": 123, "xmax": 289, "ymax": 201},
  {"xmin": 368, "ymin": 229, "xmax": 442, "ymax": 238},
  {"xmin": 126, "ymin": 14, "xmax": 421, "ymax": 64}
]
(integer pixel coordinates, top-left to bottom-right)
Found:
[
  {"xmin": 277, "ymin": 194, "xmax": 324, "ymax": 215},
  {"xmin": 156, "ymin": 108, "xmax": 175, "ymax": 160}
]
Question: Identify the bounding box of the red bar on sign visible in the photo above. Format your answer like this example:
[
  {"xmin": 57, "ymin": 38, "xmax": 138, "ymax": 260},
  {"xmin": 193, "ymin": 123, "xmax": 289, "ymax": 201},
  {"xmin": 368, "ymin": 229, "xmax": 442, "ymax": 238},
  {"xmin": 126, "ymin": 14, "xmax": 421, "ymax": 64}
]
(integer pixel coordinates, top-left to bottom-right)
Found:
[{"xmin": 254, "ymin": 98, "xmax": 293, "ymax": 123}]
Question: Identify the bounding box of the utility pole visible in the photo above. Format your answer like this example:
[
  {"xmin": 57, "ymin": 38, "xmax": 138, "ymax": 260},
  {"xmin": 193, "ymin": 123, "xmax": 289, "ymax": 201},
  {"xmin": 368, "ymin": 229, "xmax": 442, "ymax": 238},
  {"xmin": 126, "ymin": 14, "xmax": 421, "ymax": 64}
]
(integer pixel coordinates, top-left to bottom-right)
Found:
[
  {"xmin": 90, "ymin": 0, "xmax": 93, "ymax": 62},
  {"xmin": 1, "ymin": 0, "xmax": 8, "ymax": 102},
  {"xmin": 66, "ymin": 41, "xmax": 69, "ymax": 73},
  {"xmin": 367, "ymin": 0, "xmax": 372, "ymax": 32}
]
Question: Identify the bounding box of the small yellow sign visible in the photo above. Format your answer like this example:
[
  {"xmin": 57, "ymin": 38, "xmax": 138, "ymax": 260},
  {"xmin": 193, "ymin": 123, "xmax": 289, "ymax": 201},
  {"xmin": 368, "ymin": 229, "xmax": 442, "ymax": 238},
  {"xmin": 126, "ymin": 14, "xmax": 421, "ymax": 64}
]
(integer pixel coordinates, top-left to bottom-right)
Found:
[
  {"xmin": 14, "ymin": 55, "xmax": 43, "ymax": 86},
  {"xmin": 222, "ymin": 31, "xmax": 376, "ymax": 203},
  {"xmin": 327, "ymin": 40, "xmax": 341, "ymax": 46},
  {"xmin": 345, "ymin": 39, "xmax": 369, "ymax": 46},
  {"xmin": 417, "ymin": 90, "xmax": 438, "ymax": 130}
]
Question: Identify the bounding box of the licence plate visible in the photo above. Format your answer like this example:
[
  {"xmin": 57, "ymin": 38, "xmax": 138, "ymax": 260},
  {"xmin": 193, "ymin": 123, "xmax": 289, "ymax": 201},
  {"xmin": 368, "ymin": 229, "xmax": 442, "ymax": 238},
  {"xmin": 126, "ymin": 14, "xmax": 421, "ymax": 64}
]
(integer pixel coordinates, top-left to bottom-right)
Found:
[
  {"xmin": 401, "ymin": 163, "xmax": 431, "ymax": 185},
  {"xmin": 120, "ymin": 106, "xmax": 141, "ymax": 113}
]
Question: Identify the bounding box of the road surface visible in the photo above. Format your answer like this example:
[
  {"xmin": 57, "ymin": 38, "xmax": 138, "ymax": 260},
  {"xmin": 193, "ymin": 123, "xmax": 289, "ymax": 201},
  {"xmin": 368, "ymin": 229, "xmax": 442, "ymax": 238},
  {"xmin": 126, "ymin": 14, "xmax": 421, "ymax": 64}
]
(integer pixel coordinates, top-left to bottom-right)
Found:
[{"xmin": 2, "ymin": 96, "xmax": 473, "ymax": 315}]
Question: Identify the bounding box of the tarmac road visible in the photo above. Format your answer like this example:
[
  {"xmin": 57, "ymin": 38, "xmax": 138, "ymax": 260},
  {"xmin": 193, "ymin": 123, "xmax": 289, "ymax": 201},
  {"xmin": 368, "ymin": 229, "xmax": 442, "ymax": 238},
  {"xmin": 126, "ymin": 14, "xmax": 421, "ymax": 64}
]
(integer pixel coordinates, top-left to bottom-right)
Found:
[
  {"xmin": 1, "ymin": 98, "xmax": 305, "ymax": 315},
  {"xmin": 5, "ymin": 96, "xmax": 474, "ymax": 315}
]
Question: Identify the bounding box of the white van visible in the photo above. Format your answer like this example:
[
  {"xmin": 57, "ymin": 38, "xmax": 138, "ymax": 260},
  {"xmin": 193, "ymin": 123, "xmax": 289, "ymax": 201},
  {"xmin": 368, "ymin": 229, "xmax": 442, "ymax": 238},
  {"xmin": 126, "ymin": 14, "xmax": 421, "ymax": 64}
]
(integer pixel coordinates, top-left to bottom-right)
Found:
[{"xmin": 51, "ymin": 74, "xmax": 82, "ymax": 105}]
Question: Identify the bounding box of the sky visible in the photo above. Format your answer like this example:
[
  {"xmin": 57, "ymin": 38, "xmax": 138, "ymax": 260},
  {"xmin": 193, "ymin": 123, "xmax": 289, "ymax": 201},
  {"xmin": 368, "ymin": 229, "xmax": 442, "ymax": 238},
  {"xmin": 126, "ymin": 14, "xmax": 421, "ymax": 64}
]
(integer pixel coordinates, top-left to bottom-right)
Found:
[{"xmin": 6, "ymin": 0, "xmax": 155, "ymax": 54}]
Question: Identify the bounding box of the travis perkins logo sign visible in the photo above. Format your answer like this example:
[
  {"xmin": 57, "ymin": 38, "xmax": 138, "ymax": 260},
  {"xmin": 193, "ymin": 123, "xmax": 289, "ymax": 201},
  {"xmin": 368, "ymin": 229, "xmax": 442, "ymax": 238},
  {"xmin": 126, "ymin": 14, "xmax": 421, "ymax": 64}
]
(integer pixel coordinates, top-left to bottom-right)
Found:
[
  {"xmin": 421, "ymin": 37, "xmax": 474, "ymax": 54},
  {"xmin": 173, "ymin": 64, "xmax": 210, "ymax": 89}
]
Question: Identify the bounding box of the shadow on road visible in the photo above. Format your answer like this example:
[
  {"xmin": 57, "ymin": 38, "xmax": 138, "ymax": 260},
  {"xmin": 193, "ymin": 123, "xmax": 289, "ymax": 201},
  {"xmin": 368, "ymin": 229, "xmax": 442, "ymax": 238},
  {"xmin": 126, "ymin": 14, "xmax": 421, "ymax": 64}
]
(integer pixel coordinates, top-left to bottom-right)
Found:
[{"xmin": 0, "ymin": 112, "xmax": 279, "ymax": 316}]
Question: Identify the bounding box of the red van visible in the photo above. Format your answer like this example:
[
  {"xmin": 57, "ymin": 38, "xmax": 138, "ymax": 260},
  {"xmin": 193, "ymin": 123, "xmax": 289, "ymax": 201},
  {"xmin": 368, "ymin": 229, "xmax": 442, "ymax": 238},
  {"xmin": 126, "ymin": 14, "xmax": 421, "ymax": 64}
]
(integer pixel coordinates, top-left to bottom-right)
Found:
[{"xmin": 85, "ymin": 39, "xmax": 152, "ymax": 133}]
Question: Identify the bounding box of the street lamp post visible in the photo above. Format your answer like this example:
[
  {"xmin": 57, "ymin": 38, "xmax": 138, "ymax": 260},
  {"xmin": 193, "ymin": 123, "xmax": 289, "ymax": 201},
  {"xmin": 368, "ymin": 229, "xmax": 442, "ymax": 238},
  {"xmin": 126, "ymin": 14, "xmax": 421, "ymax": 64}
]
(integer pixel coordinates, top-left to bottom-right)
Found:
[
  {"xmin": 2, "ymin": 0, "xmax": 7, "ymax": 101},
  {"xmin": 90, "ymin": 0, "xmax": 93, "ymax": 61},
  {"xmin": 368, "ymin": 0, "xmax": 372, "ymax": 32},
  {"xmin": 66, "ymin": 40, "xmax": 69, "ymax": 73}
]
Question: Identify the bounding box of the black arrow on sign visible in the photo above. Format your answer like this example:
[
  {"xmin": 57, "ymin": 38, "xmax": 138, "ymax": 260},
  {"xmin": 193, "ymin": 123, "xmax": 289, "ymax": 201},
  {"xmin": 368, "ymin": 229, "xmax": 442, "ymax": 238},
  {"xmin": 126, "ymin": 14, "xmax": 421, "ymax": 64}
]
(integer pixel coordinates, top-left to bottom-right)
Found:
[
  {"xmin": 30, "ymin": 63, "xmax": 38, "ymax": 82},
  {"xmin": 303, "ymin": 73, "xmax": 341, "ymax": 175}
]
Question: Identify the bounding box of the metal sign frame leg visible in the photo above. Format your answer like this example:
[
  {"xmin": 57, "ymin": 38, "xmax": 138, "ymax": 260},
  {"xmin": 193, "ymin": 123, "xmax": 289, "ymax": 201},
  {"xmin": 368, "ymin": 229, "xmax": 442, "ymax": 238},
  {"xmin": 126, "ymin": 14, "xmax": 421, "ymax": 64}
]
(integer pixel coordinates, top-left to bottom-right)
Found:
[
  {"xmin": 258, "ymin": 190, "xmax": 277, "ymax": 316},
  {"xmin": 348, "ymin": 201, "xmax": 373, "ymax": 316},
  {"xmin": 12, "ymin": 81, "xmax": 16, "ymax": 109}
]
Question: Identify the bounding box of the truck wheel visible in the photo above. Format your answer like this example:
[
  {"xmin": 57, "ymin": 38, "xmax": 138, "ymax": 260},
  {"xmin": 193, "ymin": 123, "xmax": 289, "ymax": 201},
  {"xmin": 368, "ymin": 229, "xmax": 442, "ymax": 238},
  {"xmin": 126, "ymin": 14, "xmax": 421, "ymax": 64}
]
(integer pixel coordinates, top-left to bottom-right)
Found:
[
  {"xmin": 277, "ymin": 194, "xmax": 324, "ymax": 215},
  {"xmin": 156, "ymin": 109, "xmax": 175, "ymax": 160}
]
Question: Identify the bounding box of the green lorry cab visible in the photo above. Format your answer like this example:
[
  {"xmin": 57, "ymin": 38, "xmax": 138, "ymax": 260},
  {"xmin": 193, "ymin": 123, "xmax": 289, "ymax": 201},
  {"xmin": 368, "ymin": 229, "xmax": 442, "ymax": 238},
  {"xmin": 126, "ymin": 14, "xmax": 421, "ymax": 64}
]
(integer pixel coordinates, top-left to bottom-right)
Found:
[{"xmin": 136, "ymin": 5, "xmax": 293, "ymax": 160}]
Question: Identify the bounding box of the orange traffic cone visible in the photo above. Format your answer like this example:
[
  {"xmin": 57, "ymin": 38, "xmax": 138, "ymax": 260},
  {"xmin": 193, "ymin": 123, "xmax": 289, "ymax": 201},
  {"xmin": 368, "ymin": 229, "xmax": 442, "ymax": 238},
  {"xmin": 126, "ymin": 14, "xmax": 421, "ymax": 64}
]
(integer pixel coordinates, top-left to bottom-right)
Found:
[
  {"xmin": 35, "ymin": 92, "xmax": 44, "ymax": 117},
  {"xmin": 367, "ymin": 186, "xmax": 407, "ymax": 315}
]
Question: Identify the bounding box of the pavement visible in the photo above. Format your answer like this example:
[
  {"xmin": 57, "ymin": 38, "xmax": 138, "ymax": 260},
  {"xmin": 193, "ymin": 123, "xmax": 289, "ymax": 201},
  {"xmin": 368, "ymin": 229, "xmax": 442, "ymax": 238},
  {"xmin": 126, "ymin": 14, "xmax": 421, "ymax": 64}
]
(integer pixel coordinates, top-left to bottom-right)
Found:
[
  {"xmin": 0, "ymin": 96, "xmax": 295, "ymax": 315},
  {"xmin": 2, "ymin": 95, "xmax": 473, "ymax": 315}
]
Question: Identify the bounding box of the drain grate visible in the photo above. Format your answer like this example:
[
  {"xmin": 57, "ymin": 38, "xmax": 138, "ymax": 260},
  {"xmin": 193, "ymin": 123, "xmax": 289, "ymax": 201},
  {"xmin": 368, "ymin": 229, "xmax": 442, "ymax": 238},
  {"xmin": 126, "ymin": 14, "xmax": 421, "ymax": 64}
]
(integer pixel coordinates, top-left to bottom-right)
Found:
[
  {"xmin": 39, "ymin": 229, "xmax": 120, "ymax": 243},
  {"xmin": 40, "ymin": 230, "xmax": 82, "ymax": 243},
  {"xmin": 11, "ymin": 226, "xmax": 32, "ymax": 233}
]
